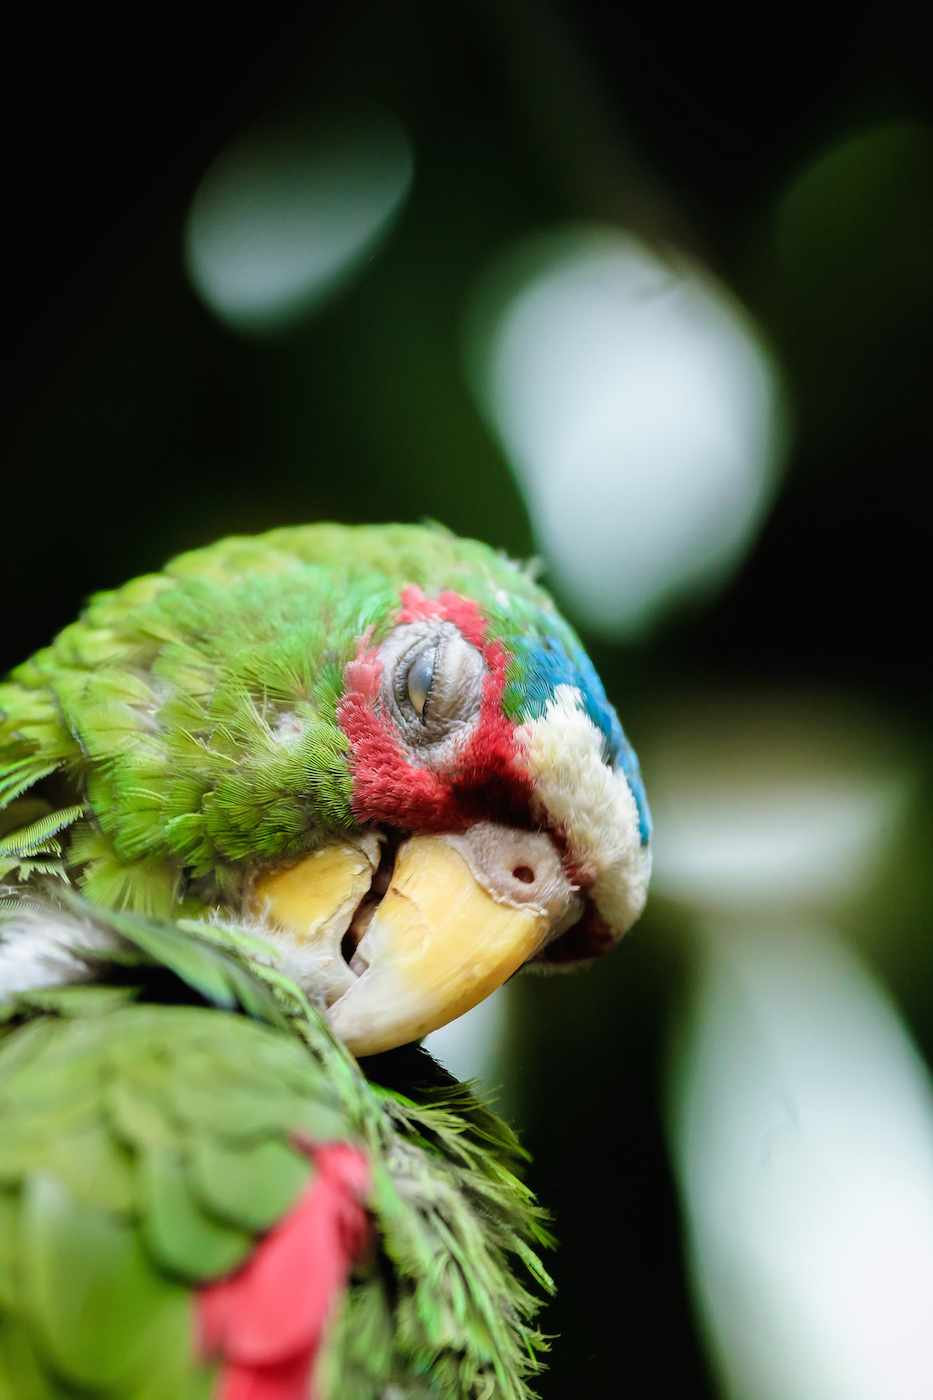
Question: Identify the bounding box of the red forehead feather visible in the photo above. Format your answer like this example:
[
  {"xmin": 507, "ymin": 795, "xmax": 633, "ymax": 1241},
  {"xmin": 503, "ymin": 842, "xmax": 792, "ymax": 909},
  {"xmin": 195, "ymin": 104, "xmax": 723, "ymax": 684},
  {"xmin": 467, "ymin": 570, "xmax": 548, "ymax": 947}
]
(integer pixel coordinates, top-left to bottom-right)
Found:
[
  {"xmin": 337, "ymin": 588, "xmax": 533, "ymax": 831},
  {"xmin": 397, "ymin": 585, "xmax": 487, "ymax": 648}
]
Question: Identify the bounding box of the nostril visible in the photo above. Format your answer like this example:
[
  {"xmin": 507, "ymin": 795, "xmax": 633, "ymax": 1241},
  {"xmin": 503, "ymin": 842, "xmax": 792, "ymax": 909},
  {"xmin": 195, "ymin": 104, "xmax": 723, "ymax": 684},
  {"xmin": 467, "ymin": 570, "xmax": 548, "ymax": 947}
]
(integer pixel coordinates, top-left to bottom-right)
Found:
[{"xmin": 512, "ymin": 865, "xmax": 535, "ymax": 884}]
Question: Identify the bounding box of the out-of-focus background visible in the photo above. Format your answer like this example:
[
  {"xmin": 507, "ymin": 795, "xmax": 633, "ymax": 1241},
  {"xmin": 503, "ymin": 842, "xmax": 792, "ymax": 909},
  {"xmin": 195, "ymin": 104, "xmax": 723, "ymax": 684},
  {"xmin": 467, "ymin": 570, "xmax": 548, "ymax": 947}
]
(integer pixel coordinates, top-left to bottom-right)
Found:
[{"xmin": 3, "ymin": 3, "xmax": 931, "ymax": 1396}]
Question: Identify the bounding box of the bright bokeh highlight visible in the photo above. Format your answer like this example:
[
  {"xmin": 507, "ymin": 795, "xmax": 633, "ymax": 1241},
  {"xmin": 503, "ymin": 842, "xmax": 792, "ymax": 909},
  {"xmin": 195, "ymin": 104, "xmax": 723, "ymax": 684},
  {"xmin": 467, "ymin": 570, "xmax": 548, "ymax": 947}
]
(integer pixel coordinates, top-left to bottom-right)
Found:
[
  {"xmin": 185, "ymin": 108, "xmax": 413, "ymax": 334},
  {"xmin": 672, "ymin": 925, "xmax": 933, "ymax": 1400},
  {"xmin": 468, "ymin": 228, "xmax": 784, "ymax": 637},
  {"xmin": 653, "ymin": 776, "xmax": 905, "ymax": 907},
  {"xmin": 649, "ymin": 694, "xmax": 931, "ymax": 1400},
  {"xmin": 423, "ymin": 985, "xmax": 508, "ymax": 1091}
]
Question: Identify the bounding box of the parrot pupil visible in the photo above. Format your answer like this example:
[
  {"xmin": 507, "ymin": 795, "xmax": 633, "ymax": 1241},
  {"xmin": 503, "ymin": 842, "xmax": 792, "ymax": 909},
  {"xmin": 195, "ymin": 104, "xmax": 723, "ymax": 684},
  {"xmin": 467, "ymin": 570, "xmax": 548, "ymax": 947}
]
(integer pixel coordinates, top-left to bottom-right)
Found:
[{"xmin": 407, "ymin": 649, "xmax": 436, "ymax": 720}]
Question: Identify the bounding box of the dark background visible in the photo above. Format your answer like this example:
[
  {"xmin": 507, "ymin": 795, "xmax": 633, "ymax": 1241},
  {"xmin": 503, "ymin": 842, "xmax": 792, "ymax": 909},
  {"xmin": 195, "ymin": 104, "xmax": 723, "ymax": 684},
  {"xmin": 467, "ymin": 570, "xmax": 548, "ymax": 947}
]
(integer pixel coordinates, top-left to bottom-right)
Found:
[{"xmin": 3, "ymin": 4, "xmax": 931, "ymax": 1394}]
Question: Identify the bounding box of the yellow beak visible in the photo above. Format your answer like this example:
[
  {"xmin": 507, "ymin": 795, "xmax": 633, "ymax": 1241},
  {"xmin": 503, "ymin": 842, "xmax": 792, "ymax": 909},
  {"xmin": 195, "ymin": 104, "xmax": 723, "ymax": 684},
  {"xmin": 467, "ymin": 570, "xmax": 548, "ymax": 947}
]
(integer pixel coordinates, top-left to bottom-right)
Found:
[{"xmin": 249, "ymin": 824, "xmax": 580, "ymax": 1057}]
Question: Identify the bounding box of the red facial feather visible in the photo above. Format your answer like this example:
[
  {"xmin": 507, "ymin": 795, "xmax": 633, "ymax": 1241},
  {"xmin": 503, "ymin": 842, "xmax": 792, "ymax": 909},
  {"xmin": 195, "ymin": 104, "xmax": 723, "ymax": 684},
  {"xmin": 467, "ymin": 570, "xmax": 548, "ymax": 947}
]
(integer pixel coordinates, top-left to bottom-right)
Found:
[
  {"xmin": 337, "ymin": 588, "xmax": 533, "ymax": 831},
  {"xmin": 197, "ymin": 1143, "xmax": 370, "ymax": 1400},
  {"xmin": 397, "ymin": 586, "xmax": 486, "ymax": 648}
]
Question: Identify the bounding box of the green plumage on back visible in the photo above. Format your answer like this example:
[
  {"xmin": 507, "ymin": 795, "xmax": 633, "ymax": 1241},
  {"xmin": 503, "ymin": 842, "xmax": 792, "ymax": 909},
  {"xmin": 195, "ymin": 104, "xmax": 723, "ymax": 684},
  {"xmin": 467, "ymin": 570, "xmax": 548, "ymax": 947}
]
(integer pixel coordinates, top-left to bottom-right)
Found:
[
  {"xmin": 0, "ymin": 995, "xmax": 327, "ymax": 1397},
  {"xmin": 0, "ymin": 908, "xmax": 551, "ymax": 1400}
]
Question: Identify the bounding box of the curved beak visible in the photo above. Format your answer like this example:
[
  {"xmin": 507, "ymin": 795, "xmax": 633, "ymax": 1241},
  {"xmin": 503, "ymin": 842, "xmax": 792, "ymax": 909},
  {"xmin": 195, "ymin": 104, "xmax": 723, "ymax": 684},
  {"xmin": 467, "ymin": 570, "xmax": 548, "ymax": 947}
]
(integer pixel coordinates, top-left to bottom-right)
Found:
[{"xmin": 250, "ymin": 824, "xmax": 581, "ymax": 1058}]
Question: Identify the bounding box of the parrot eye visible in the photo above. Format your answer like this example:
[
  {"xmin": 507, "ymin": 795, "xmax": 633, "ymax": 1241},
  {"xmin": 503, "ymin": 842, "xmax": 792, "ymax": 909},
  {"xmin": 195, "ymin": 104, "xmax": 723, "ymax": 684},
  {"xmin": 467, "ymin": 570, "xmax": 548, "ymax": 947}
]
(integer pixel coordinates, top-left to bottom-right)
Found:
[
  {"xmin": 380, "ymin": 620, "xmax": 486, "ymax": 752},
  {"xmin": 406, "ymin": 648, "xmax": 435, "ymax": 719}
]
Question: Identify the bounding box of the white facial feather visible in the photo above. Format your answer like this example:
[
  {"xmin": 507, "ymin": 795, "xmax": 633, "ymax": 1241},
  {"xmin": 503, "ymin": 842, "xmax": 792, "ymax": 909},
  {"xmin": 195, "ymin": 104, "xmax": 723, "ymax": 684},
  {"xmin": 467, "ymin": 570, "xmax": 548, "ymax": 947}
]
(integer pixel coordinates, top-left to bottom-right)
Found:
[
  {"xmin": 0, "ymin": 908, "xmax": 121, "ymax": 1000},
  {"xmin": 520, "ymin": 685, "xmax": 651, "ymax": 936},
  {"xmin": 0, "ymin": 900, "xmax": 331, "ymax": 1011}
]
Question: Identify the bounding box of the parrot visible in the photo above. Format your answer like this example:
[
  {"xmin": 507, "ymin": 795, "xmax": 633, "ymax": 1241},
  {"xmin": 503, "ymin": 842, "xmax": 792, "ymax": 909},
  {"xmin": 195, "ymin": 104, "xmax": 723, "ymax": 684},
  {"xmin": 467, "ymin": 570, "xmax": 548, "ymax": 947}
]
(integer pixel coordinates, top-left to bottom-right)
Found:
[{"xmin": 0, "ymin": 522, "xmax": 651, "ymax": 1400}]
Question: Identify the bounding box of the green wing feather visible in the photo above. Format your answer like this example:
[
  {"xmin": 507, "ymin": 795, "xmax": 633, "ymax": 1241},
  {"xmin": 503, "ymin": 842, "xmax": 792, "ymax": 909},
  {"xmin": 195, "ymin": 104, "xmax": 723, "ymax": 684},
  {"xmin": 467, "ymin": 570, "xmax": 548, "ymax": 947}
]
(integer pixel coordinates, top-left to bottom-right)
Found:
[
  {"xmin": 0, "ymin": 997, "xmax": 328, "ymax": 1398},
  {"xmin": 0, "ymin": 904, "xmax": 551, "ymax": 1400}
]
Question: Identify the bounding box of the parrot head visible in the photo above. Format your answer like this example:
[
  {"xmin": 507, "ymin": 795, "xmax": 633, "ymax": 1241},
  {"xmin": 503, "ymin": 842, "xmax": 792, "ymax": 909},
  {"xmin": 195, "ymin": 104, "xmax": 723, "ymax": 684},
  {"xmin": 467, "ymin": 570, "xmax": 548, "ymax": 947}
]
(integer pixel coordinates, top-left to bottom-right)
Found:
[{"xmin": 0, "ymin": 524, "xmax": 650, "ymax": 1056}]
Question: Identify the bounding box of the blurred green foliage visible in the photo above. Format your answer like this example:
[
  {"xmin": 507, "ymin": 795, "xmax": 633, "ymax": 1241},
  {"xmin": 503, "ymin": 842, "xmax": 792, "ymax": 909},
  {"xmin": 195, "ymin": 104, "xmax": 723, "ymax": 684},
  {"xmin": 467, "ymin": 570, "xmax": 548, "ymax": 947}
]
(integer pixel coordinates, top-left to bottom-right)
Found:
[{"xmin": 771, "ymin": 121, "xmax": 933, "ymax": 449}]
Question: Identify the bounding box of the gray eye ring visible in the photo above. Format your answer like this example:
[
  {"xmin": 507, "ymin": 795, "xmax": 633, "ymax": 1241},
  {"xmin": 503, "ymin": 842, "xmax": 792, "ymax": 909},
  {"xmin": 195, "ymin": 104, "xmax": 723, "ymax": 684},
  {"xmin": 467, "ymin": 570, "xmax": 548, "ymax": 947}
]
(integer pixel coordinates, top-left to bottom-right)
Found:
[
  {"xmin": 406, "ymin": 648, "xmax": 436, "ymax": 720},
  {"xmin": 379, "ymin": 619, "xmax": 486, "ymax": 751}
]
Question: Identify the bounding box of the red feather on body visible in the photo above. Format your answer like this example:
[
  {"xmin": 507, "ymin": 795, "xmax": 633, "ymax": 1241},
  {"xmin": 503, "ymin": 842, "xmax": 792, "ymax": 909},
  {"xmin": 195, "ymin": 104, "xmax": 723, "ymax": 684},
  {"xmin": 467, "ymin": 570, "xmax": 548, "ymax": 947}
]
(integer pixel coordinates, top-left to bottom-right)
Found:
[{"xmin": 198, "ymin": 1143, "xmax": 371, "ymax": 1400}]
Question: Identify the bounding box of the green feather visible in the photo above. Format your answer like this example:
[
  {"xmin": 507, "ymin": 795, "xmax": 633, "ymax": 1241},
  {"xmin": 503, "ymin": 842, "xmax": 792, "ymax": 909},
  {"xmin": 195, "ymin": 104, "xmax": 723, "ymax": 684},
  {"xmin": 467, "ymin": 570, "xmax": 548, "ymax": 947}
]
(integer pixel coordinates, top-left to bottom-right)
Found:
[
  {"xmin": 0, "ymin": 902, "xmax": 552, "ymax": 1399},
  {"xmin": 0, "ymin": 1312, "xmax": 73, "ymax": 1399},
  {"xmin": 0, "ymin": 997, "xmax": 353, "ymax": 1395},
  {"xmin": 188, "ymin": 1137, "xmax": 310, "ymax": 1233},
  {"xmin": 20, "ymin": 1172, "xmax": 193, "ymax": 1392},
  {"xmin": 0, "ymin": 807, "xmax": 85, "ymax": 862},
  {"xmin": 138, "ymin": 1143, "xmax": 253, "ymax": 1280},
  {"xmin": 0, "ymin": 1193, "xmax": 17, "ymax": 1313}
]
